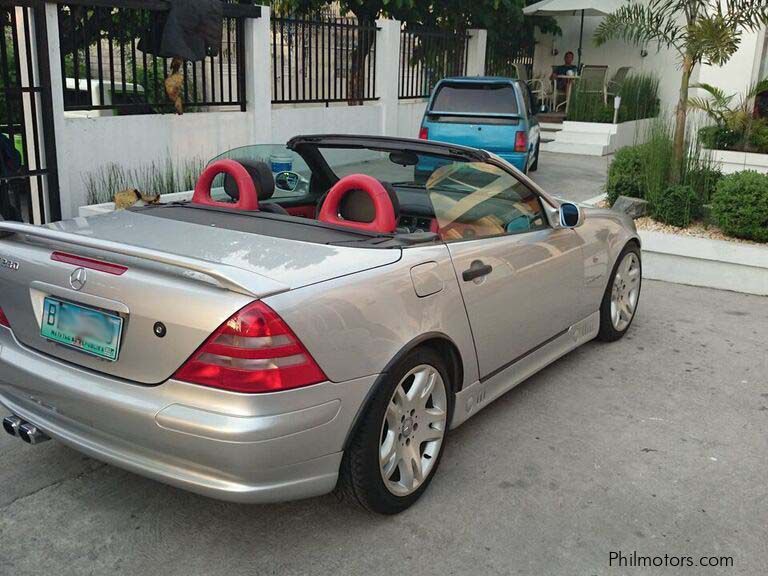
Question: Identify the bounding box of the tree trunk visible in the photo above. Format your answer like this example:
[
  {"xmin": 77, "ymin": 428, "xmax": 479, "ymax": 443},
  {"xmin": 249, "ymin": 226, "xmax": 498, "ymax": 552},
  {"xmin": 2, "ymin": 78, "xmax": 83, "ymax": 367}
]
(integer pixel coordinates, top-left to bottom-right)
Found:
[
  {"xmin": 672, "ymin": 55, "xmax": 695, "ymax": 183},
  {"xmin": 347, "ymin": 14, "xmax": 376, "ymax": 106}
]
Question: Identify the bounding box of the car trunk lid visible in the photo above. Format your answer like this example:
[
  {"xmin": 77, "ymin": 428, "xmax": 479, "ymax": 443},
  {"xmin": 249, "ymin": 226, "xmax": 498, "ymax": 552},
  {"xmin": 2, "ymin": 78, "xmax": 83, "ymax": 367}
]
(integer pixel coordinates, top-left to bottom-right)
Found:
[{"xmin": 0, "ymin": 213, "xmax": 400, "ymax": 384}]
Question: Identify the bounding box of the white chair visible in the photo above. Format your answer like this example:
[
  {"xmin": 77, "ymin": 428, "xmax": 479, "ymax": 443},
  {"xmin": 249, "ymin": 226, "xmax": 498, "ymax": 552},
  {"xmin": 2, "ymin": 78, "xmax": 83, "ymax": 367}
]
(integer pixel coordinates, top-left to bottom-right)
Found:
[{"xmin": 513, "ymin": 63, "xmax": 550, "ymax": 109}]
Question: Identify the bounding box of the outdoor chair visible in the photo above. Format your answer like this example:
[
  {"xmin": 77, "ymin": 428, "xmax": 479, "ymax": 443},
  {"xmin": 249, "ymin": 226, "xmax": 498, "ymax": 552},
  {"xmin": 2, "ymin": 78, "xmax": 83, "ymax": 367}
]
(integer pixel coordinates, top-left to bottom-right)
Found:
[
  {"xmin": 513, "ymin": 63, "xmax": 550, "ymax": 110},
  {"xmin": 579, "ymin": 65, "xmax": 609, "ymax": 105},
  {"xmin": 606, "ymin": 66, "xmax": 631, "ymax": 102}
]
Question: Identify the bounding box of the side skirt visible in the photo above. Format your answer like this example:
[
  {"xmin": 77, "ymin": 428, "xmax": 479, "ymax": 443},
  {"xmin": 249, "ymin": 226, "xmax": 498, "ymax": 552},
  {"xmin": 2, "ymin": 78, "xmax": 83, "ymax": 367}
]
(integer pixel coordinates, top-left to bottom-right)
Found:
[{"xmin": 450, "ymin": 311, "xmax": 599, "ymax": 429}]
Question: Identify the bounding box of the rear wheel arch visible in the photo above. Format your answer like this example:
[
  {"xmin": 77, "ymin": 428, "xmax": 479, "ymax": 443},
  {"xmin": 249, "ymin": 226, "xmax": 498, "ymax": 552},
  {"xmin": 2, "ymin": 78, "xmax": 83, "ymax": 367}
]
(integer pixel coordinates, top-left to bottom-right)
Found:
[{"xmin": 341, "ymin": 333, "xmax": 463, "ymax": 452}]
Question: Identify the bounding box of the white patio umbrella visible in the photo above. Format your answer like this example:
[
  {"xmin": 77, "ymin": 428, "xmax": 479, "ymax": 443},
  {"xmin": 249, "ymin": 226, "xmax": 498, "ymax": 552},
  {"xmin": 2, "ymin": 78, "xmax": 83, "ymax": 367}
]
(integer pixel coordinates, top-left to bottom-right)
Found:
[{"xmin": 523, "ymin": 0, "xmax": 624, "ymax": 68}]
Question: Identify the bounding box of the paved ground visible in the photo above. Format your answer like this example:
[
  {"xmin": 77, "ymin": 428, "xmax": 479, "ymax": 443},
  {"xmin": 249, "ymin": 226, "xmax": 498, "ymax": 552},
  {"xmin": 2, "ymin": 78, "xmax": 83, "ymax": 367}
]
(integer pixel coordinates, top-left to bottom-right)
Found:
[
  {"xmin": 1, "ymin": 280, "xmax": 766, "ymax": 575},
  {"xmin": 530, "ymin": 151, "xmax": 610, "ymax": 203}
]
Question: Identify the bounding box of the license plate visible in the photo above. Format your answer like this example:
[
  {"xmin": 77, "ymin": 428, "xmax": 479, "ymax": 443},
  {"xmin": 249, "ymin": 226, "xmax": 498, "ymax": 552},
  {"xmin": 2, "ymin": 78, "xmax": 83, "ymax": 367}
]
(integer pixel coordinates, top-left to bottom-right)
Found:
[{"xmin": 41, "ymin": 297, "xmax": 123, "ymax": 362}]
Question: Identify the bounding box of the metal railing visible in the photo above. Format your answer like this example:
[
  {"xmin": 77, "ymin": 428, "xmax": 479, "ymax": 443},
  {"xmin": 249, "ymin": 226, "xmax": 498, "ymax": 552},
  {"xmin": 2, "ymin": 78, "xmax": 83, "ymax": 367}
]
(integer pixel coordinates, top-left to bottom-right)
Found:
[
  {"xmin": 1, "ymin": 2, "xmax": 60, "ymax": 224},
  {"xmin": 398, "ymin": 27, "xmax": 469, "ymax": 100},
  {"xmin": 485, "ymin": 35, "xmax": 535, "ymax": 79},
  {"xmin": 271, "ymin": 16, "xmax": 378, "ymax": 104},
  {"xmin": 55, "ymin": 0, "xmax": 258, "ymax": 115}
]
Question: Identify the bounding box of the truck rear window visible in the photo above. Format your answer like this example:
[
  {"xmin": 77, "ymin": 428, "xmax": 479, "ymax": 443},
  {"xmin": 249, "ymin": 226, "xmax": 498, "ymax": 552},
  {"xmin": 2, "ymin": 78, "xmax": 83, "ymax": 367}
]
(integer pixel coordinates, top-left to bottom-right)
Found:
[{"xmin": 431, "ymin": 84, "xmax": 519, "ymax": 115}]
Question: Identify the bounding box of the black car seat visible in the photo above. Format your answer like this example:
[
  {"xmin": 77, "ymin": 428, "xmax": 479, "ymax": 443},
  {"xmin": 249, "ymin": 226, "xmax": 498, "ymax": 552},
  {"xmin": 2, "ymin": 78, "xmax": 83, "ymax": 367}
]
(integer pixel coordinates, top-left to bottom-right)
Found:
[
  {"xmin": 223, "ymin": 160, "xmax": 289, "ymax": 215},
  {"xmin": 316, "ymin": 180, "xmax": 401, "ymax": 225}
]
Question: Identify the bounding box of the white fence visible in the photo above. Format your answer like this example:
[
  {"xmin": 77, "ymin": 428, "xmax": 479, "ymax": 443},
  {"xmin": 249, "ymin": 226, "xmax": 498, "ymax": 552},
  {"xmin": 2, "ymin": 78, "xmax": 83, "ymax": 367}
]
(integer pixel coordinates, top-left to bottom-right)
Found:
[{"xmin": 44, "ymin": 6, "xmax": 487, "ymax": 218}]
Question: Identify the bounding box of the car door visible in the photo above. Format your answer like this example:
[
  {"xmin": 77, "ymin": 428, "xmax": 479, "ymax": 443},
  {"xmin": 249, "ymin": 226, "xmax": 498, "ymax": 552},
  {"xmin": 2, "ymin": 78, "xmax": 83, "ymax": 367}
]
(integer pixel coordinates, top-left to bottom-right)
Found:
[{"xmin": 429, "ymin": 161, "xmax": 584, "ymax": 379}]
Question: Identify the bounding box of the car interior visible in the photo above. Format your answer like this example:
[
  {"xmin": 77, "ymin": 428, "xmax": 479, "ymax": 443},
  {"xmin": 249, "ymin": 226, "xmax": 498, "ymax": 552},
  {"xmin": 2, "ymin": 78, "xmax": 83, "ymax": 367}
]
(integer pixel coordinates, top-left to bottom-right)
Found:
[{"xmin": 131, "ymin": 139, "xmax": 549, "ymax": 247}]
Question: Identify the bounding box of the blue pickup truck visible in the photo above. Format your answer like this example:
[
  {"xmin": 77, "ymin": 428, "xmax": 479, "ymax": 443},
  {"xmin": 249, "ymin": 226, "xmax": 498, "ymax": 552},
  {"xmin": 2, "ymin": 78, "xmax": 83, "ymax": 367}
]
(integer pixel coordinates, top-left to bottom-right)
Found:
[{"xmin": 417, "ymin": 77, "xmax": 541, "ymax": 176}]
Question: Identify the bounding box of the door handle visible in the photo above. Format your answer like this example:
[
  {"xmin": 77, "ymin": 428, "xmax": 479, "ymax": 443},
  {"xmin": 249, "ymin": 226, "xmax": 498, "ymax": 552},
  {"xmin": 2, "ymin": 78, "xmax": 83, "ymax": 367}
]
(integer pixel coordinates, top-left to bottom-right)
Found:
[{"xmin": 462, "ymin": 261, "xmax": 493, "ymax": 282}]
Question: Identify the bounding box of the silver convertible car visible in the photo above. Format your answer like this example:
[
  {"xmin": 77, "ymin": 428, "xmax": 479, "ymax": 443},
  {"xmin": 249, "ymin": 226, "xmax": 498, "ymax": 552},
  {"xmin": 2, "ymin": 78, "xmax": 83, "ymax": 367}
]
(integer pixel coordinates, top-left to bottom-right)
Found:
[{"xmin": 0, "ymin": 135, "xmax": 641, "ymax": 514}]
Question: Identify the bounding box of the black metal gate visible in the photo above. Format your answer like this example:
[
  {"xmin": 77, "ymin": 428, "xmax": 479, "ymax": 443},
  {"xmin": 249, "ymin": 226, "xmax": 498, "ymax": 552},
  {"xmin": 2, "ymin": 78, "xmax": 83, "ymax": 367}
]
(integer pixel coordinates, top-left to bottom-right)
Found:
[{"xmin": 1, "ymin": 1, "xmax": 60, "ymax": 224}]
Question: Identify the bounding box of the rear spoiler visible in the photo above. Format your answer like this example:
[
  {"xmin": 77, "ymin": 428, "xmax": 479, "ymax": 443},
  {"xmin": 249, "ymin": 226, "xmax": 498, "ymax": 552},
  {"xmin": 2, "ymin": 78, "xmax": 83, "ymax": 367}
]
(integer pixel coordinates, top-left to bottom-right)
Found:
[
  {"xmin": 0, "ymin": 221, "xmax": 287, "ymax": 298},
  {"xmin": 426, "ymin": 111, "xmax": 522, "ymax": 120}
]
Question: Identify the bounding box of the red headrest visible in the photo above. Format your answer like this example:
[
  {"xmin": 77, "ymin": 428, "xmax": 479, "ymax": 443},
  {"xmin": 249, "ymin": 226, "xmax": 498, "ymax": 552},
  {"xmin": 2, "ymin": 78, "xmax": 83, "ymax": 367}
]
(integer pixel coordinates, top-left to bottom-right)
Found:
[
  {"xmin": 192, "ymin": 159, "xmax": 259, "ymax": 211},
  {"xmin": 317, "ymin": 174, "xmax": 397, "ymax": 234}
]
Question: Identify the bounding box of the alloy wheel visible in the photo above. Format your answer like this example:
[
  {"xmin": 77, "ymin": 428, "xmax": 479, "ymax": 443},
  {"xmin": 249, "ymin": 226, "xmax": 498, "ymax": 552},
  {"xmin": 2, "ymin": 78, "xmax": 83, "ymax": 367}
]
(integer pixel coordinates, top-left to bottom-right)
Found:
[
  {"xmin": 610, "ymin": 252, "xmax": 641, "ymax": 331},
  {"xmin": 378, "ymin": 364, "xmax": 448, "ymax": 496}
]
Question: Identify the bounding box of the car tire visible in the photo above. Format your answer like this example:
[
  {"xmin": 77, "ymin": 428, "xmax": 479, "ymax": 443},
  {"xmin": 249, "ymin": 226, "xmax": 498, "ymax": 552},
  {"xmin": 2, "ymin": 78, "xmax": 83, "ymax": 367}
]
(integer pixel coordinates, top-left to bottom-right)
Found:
[
  {"xmin": 597, "ymin": 243, "xmax": 642, "ymax": 342},
  {"xmin": 529, "ymin": 143, "xmax": 540, "ymax": 172},
  {"xmin": 338, "ymin": 348, "xmax": 453, "ymax": 514}
]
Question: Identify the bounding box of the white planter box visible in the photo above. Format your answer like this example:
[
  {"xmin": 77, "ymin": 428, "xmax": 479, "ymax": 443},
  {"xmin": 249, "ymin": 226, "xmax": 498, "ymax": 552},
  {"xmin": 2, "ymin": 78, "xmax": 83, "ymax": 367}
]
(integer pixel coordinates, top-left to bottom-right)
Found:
[
  {"xmin": 542, "ymin": 118, "xmax": 655, "ymax": 157},
  {"xmin": 583, "ymin": 193, "xmax": 768, "ymax": 296},
  {"xmin": 705, "ymin": 149, "xmax": 768, "ymax": 174},
  {"xmin": 78, "ymin": 190, "xmax": 196, "ymax": 217},
  {"xmin": 640, "ymin": 230, "xmax": 768, "ymax": 296}
]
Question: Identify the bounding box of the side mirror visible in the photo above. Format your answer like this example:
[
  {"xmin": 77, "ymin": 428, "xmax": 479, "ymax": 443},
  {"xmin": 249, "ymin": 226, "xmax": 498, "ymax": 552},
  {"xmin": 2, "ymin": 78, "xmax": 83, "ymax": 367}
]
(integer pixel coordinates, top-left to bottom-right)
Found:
[
  {"xmin": 275, "ymin": 171, "xmax": 300, "ymax": 192},
  {"xmin": 558, "ymin": 202, "xmax": 583, "ymax": 228}
]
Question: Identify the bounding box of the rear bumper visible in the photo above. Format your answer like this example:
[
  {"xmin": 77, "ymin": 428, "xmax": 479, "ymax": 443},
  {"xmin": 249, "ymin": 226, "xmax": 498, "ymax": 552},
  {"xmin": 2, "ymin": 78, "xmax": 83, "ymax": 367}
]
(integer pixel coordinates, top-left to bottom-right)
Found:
[
  {"xmin": 0, "ymin": 327, "xmax": 378, "ymax": 503},
  {"xmin": 496, "ymin": 152, "xmax": 528, "ymax": 172}
]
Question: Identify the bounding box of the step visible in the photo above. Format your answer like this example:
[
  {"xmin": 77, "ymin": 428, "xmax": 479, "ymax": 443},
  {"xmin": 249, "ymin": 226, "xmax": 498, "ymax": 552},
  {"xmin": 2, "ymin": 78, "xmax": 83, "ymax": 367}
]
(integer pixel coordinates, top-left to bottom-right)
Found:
[
  {"xmin": 539, "ymin": 122, "xmax": 564, "ymax": 133},
  {"xmin": 541, "ymin": 141, "xmax": 609, "ymax": 156},
  {"xmin": 554, "ymin": 131, "xmax": 613, "ymax": 146}
]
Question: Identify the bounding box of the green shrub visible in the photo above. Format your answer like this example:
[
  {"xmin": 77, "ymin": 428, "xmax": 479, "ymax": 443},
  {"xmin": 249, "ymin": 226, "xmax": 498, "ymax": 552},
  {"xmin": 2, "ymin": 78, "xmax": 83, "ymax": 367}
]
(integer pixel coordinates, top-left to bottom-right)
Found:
[
  {"xmin": 684, "ymin": 164, "xmax": 722, "ymax": 211},
  {"xmin": 568, "ymin": 72, "xmax": 660, "ymax": 124},
  {"xmin": 606, "ymin": 145, "xmax": 647, "ymax": 205},
  {"xmin": 747, "ymin": 118, "xmax": 768, "ymax": 153},
  {"xmin": 653, "ymin": 184, "xmax": 699, "ymax": 228},
  {"xmin": 641, "ymin": 119, "xmax": 675, "ymax": 212},
  {"xmin": 711, "ymin": 171, "xmax": 768, "ymax": 242},
  {"xmin": 698, "ymin": 125, "xmax": 742, "ymax": 150},
  {"xmin": 617, "ymin": 73, "xmax": 660, "ymax": 123},
  {"xmin": 567, "ymin": 90, "xmax": 613, "ymax": 123}
]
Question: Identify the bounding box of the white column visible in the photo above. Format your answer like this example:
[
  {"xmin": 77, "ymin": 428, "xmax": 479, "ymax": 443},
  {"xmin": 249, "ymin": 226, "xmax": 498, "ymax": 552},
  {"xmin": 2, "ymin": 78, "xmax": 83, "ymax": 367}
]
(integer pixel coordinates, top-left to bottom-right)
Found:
[
  {"xmin": 245, "ymin": 6, "xmax": 272, "ymax": 143},
  {"xmin": 466, "ymin": 29, "xmax": 487, "ymax": 77},
  {"xmin": 376, "ymin": 19, "xmax": 401, "ymax": 138},
  {"xmin": 44, "ymin": 3, "xmax": 72, "ymax": 219}
]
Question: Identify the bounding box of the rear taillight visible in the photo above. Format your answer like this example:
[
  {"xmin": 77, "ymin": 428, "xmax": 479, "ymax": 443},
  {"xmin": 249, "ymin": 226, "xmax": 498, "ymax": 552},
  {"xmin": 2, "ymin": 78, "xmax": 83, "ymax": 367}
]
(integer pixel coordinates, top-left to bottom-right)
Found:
[
  {"xmin": 0, "ymin": 307, "xmax": 9, "ymax": 329},
  {"xmin": 173, "ymin": 301, "xmax": 326, "ymax": 393},
  {"xmin": 419, "ymin": 126, "xmax": 429, "ymax": 140},
  {"xmin": 514, "ymin": 131, "xmax": 528, "ymax": 153}
]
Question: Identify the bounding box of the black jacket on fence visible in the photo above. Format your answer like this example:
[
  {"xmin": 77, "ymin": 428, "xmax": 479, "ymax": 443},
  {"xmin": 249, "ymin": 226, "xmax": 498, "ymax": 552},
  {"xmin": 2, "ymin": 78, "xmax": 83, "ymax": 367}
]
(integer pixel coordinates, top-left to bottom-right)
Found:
[{"xmin": 139, "ymin": 0, "xmax": 223, "ymax": 62}]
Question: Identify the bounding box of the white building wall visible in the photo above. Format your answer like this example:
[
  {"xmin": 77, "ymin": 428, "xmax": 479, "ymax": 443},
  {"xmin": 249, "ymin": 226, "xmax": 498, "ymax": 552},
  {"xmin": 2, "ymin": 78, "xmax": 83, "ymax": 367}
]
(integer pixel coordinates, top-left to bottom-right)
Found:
[
  {"xmin": 534, "ymin": 10, "xmax": 767, "ymax": 117},
  {"xmin": 533, "ymin": 14, "xmax": 683, "ymax": 116},
  {"xmin": 46, "ymin": 7, "xmax": 487, "ymax": 218}
]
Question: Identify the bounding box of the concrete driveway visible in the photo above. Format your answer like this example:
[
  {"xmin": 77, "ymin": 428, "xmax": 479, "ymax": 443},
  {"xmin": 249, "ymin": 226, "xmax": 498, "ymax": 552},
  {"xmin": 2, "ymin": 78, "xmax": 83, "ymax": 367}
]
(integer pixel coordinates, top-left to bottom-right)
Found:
[
  {"xmin": 1, "ymin": 280, "xmax": 766, "ymax": 575},
  {"xmin": 530, "ymin": 151, "xmax": 610, "ymax": 203}
]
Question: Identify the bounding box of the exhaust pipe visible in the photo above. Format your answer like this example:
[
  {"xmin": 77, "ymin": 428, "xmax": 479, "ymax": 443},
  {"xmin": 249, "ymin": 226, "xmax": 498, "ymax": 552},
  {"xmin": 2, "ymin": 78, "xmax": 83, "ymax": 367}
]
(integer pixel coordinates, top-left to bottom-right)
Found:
[
  {"xmin": 2, "ymin": 415, "xmax": 23, "ymax": 437},
  {"xmin": 18, "ymin": 422, "xmax": 50, "ymax": 445}
]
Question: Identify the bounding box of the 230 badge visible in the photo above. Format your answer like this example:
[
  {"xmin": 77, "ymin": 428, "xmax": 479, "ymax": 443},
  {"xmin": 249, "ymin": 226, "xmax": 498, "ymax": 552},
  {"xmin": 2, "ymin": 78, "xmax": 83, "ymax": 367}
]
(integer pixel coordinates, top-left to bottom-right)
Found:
[{"xmin": 0, "ymin": 256, "xmax": 20, "ymax": 271}]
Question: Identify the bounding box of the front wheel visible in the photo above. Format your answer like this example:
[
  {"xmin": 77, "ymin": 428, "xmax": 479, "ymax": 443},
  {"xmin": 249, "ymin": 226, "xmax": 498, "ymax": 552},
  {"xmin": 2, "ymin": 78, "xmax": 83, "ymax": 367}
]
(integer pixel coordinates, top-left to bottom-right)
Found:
[
  {"xmin": 338, "ymin": 348, "xmax": 452, "ymax": 514},
  {"xmin": 597, "ymin": 244, "xmax": 642, "ymax": 342}
]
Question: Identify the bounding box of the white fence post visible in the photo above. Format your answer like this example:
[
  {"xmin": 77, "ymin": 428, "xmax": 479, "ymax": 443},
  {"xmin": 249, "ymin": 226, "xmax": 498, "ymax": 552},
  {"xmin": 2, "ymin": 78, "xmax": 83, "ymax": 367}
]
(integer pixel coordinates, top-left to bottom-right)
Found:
[
  {"xmin": 44, "ymin": 2, "xmax": 72, "ymax": 218},
  {"xmin": 466, "ymin": 29, "xmax": 487, "ymax": 76},
  {"xmin": 246, "ymin": 6, "xmax": 272, "ymax": 142},
  {"xmin": 376, "ymin": 19, "xmax": 401, "ymax": 137}
]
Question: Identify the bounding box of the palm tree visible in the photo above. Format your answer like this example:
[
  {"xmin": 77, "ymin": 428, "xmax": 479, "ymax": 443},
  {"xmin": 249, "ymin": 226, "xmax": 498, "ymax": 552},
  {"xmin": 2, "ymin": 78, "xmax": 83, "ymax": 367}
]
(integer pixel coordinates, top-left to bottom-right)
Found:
[
  {"xmin": 594, "ymin": 0, "xmax": 768, "ymax": 181},
  {"xmin": 688, "ymin": 79, "xmax": 768, "ymax": 132}
]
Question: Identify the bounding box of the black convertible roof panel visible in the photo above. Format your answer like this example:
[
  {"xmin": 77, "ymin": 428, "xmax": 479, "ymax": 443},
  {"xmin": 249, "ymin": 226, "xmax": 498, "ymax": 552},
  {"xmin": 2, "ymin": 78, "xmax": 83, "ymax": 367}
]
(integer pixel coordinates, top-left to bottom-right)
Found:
[{"xmin": 287, "ymin": 134, "xmax": 490, "ymax": 162}]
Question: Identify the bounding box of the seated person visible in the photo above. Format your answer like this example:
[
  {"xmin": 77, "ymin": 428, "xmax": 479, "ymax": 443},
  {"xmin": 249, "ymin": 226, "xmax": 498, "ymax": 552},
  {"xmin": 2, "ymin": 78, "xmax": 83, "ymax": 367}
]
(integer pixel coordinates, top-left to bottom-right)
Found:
[{"xmin": 550, "ymin": 51, "xmax": 579, "ymax": 91}]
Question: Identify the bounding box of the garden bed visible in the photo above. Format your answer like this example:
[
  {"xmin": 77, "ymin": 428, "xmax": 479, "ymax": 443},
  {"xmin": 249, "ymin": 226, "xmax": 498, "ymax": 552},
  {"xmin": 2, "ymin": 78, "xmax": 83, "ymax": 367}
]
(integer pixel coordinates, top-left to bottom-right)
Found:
[
  {"xmin": 705, "ymin": 149, "xmax": 768, "ymax": 175},
  {"xmin": 587, "ymin": 193, "xmax": 768, "ymax": 296}
]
